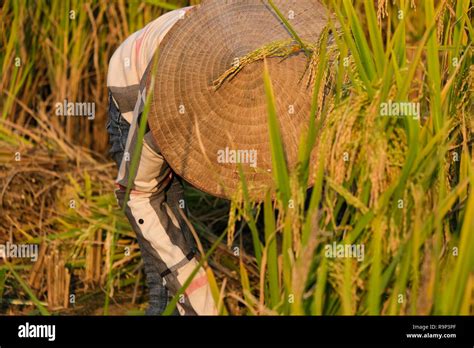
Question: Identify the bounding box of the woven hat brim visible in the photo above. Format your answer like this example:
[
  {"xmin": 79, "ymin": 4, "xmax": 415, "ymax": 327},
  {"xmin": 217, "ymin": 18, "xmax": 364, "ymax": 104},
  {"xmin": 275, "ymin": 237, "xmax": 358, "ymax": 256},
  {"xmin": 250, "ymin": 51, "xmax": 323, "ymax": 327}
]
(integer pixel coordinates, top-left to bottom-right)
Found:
[{"xmin": 147, "ymin": 0, "xmax": 327, "ymax": 200}]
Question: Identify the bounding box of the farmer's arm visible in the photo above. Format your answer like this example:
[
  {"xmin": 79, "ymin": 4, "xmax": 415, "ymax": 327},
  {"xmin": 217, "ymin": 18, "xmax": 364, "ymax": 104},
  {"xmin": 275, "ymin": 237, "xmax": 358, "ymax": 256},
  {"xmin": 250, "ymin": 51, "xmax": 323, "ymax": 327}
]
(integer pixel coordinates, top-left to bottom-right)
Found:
[{"xmin": 114, "ymin": 121, "xmax": 217, "ymax": 315}]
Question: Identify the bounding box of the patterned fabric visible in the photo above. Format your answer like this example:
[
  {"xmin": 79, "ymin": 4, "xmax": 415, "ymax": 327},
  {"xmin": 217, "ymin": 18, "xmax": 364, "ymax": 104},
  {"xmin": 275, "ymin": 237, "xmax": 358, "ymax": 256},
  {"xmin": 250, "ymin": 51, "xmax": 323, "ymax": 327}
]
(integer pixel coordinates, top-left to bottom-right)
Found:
[
  {"xmin": 106, "ymin": 91, "xmax": 130, "ymax": 167},
  {"xmin": 107, "ymin": 7, "xmax": 217, "ymax": 316}
]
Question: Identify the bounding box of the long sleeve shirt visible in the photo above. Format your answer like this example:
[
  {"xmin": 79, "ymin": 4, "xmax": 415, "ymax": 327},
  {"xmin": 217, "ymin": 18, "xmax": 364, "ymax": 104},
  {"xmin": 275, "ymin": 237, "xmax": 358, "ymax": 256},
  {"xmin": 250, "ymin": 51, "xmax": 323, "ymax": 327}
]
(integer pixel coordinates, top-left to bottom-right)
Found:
[{"xmin": 107, "ymin": 7, "xmax": 217, "ymax": 316}]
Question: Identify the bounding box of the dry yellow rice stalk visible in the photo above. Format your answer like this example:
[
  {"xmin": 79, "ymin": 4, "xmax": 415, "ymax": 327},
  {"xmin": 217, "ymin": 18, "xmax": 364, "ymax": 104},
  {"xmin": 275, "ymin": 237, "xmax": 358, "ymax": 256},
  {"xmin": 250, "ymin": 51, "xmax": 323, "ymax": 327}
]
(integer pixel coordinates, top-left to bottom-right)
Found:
[
  {"xmin": 213, "ymin": 25, "xmax": 340, "ymax": 106},
  {"xmin": 213, "ymin": 39, "xmax": 316, "ymax": 90},
  {"xmin": 45, "ymin": 244, "xmax": 71, "ymax": 309},
  {"xmin": 377, "ymin": 0, "xmax": 389, "ymax": 25}
]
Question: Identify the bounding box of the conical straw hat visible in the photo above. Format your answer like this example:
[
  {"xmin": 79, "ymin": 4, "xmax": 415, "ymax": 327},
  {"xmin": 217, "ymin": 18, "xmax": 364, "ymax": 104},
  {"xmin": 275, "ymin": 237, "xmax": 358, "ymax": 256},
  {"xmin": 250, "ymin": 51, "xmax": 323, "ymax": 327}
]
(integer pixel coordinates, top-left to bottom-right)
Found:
[{"xmin": 147, "ymin": 0, "xmax": 328, "ymax": 200}]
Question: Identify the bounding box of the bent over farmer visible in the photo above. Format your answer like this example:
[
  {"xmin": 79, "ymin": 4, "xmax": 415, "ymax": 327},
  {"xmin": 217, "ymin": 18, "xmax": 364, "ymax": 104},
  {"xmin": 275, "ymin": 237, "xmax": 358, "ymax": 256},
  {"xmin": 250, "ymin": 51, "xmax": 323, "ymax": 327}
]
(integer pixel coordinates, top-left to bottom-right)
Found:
[{"xmin": 106, "ymin": 0, "xmax": 328, "ymax": 315}]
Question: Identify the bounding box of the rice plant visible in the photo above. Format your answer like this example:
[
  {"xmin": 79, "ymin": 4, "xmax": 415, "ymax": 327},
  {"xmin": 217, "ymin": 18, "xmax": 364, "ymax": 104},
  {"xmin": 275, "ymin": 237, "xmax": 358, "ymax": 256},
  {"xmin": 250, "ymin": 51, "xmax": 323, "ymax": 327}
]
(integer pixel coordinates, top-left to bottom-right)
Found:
[
  {"xmin": 0, "ymin": 0, "xmax": 472, "ymax": 316},
  {"xmin": 188, "ymin": 0, "xmax": 473, "ymax": 315}
]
